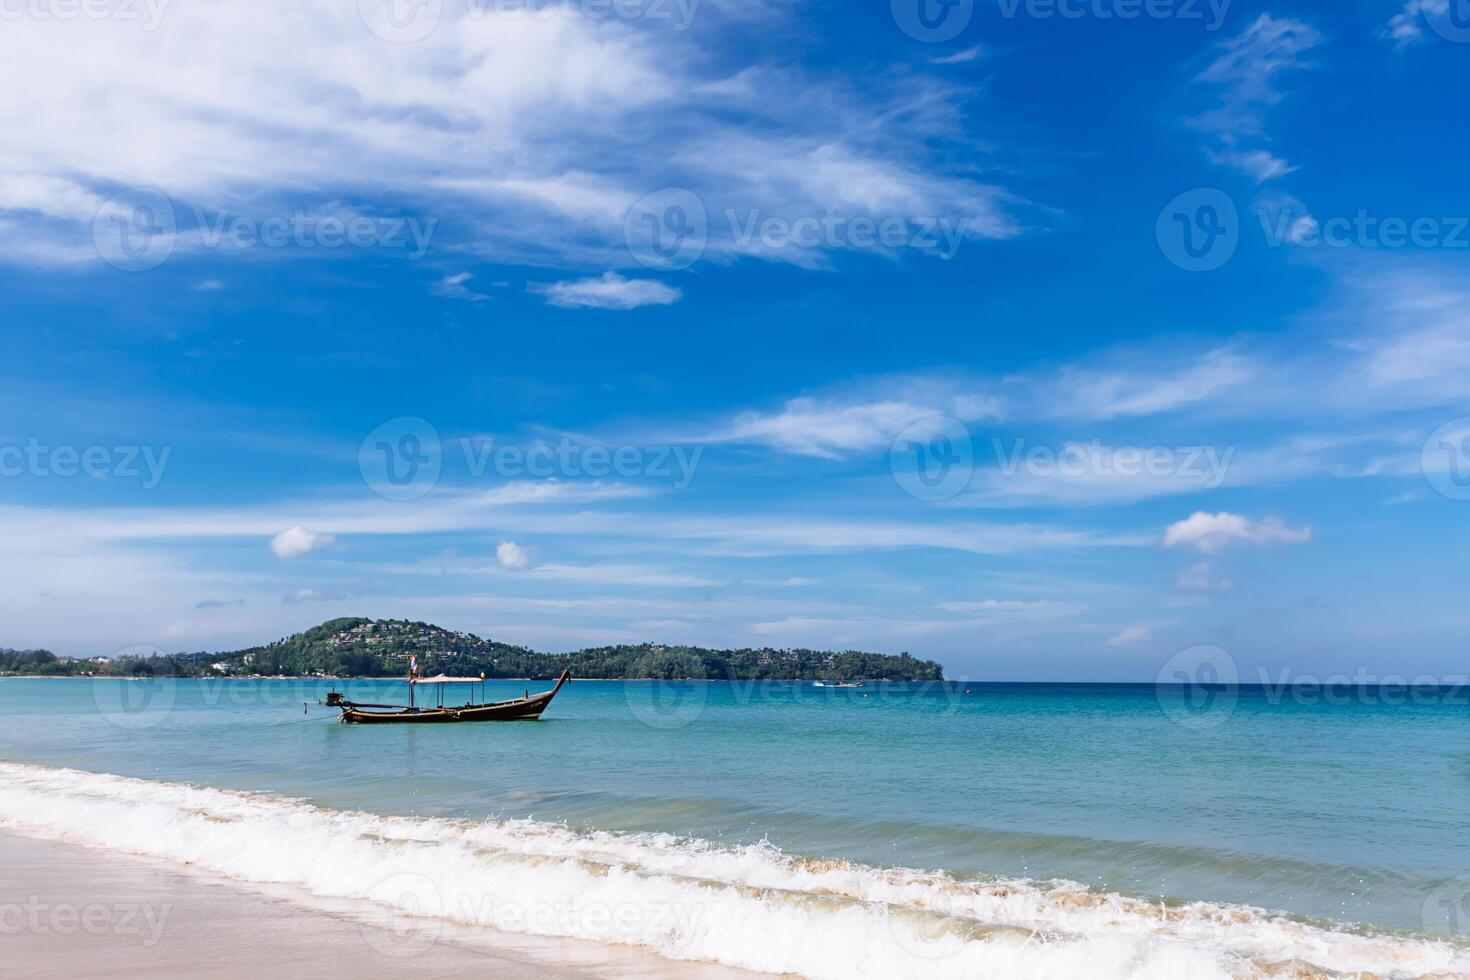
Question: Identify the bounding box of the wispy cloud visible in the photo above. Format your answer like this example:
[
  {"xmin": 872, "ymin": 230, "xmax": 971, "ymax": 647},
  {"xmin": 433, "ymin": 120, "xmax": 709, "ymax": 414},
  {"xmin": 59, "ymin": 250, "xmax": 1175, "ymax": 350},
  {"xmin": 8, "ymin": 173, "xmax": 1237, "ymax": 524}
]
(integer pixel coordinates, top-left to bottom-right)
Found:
[
  {"xmin": 1161, "ymin": 512, "xmax": 1312, "ymax": 554},
  {"xmin": 1382, "ymin": 0, "xmax": 1447, "ymax": 48},
  {"xmin": 431, "ymin": 272, "xmax": 491, "ymax": 302},
  {"xmin": 532, "ymin": 272, "xmax": 681, "ymax": 310},
  {"xmin": 0, "ymin": 4, "xmax": 1024, "ymax": 271},
  {"xmin": 930, "ymin": 45, "xmax": 984, "ymax": 66},
  {"xmin": 1185, "ymin": 14, "xmax": 1324, "ymax": 182}
]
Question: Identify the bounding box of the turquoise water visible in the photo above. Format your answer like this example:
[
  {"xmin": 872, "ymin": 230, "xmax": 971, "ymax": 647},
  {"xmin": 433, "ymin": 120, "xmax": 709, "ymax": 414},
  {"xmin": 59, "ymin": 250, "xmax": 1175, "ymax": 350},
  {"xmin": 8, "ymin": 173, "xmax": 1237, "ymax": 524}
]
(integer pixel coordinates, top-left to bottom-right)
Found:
[{"xmin": 2, "ymin": 677, "xmax": 1468, "ymax": 938}]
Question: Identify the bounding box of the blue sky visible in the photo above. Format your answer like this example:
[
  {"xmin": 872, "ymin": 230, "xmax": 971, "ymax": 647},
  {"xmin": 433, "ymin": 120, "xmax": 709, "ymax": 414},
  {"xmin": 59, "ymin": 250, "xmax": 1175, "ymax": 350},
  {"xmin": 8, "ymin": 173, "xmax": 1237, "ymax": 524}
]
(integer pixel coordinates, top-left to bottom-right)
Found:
[{"xmin": 1, "ymin": 0, "xmax": 1468, "ymax": 679}]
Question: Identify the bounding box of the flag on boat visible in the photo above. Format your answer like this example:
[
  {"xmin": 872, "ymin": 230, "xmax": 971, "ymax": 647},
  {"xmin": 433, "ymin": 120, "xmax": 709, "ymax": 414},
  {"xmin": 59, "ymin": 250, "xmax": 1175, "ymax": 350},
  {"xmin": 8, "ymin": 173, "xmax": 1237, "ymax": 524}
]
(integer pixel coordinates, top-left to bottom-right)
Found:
[{"xmin": 409, "ymin": 654, "xmax": 418, "ymax": 679}]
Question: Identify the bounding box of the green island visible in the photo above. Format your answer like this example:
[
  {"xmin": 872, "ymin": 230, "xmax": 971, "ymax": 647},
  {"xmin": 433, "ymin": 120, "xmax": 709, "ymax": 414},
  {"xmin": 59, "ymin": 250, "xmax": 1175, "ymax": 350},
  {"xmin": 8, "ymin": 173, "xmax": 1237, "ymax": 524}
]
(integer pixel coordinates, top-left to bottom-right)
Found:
[{"xmin": 0, "ymin": 618, "xmax": 945, "ymax": 681}]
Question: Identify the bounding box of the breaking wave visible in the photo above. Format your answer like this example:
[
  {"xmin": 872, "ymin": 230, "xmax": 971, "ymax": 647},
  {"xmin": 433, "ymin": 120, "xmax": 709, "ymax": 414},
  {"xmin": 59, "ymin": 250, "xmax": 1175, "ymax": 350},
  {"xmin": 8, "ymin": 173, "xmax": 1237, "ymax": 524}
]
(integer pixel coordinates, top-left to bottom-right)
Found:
[{"xmin": 1, "ymin": 761, "xmax": 1465, "ymax": 979}]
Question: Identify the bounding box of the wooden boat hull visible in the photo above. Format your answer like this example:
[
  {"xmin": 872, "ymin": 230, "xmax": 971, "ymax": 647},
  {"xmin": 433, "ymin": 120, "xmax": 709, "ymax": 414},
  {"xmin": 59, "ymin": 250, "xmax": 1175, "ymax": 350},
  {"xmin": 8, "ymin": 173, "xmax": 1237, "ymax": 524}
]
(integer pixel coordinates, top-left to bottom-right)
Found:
[{"xmin": 336, "ymin": 670, "xmax": 570, "ymax": 724}]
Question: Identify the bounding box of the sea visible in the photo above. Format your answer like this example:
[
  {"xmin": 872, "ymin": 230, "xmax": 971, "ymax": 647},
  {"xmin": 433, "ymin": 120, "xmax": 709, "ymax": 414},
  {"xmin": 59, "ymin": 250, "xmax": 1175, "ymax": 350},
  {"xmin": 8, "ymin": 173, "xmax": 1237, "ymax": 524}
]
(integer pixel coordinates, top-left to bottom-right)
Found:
[{"xmin": 1, "ymin": 676, "xmax": 1468, "ymax": 978}]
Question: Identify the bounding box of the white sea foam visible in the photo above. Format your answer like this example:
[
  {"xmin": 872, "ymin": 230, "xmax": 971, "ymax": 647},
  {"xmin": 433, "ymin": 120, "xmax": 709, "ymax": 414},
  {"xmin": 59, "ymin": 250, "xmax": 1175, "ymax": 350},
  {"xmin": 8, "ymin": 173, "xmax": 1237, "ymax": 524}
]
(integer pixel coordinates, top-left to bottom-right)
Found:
[{"xmin": 0, "ymin": 761, "xmax": 1465, "ymax": 979}]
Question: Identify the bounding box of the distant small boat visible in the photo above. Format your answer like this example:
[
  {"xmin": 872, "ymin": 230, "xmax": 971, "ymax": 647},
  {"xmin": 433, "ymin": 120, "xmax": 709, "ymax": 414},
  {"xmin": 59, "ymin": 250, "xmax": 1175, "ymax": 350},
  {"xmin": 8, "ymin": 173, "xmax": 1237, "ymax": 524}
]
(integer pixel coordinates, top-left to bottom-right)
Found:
[
  {"xmin": 324, "ymin": 669, "xmax": 571, "ymax": 724},
  {"xmin": 813, "ymin": 680, "xmax": 865, "ymax": 689}
]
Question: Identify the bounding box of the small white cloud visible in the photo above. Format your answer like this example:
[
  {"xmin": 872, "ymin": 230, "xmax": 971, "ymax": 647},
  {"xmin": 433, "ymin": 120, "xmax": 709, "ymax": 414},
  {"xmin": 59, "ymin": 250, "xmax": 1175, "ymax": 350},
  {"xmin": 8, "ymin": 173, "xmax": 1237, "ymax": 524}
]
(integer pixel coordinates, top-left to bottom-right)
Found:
[
  {"xmin": 1383, "ymin": 0, "xmax": 1446, "ymax": 48},
  {"xmin": 937, "ymin": 599, "xmax": 1088, "ymax": 619},
  {"xmin": 1175, "ymin": 562, "xmax": 1234, "ymax": 593},
  {"xmin": 194, "ymin": 279, "xmax": 225, "ymax": 291},
  {"xmin": 431, "ymin": 271, "xmax": 491, "ymax": 302},
  {"xmin": 930, "ymin": 45, "xmax": 983, "ymax": 65},
  {"xmin": 532, "ymin": 272, "xmax": 681, "ymax": 310},
  {"xmin": 497, "ymin": 540, "xmax": 533, "ymax": 570},
  {"xmin": 1107, "ymin": 625, "xmax": 1153, "ymax": 647},
  {"xmin": 284, "ymin": 587, "xmax": 344, "ymax": 604},
  {"xmin": 270, "ymin": 525, "xmax": 334, "ymax": 560},
  {"xmin": 1209, "ymin": 148, "xmax": 1297, "ymax": 183},
  {"xmin": 1162, "ymin": 512, "xmax": 1312, "ymax": 555}
]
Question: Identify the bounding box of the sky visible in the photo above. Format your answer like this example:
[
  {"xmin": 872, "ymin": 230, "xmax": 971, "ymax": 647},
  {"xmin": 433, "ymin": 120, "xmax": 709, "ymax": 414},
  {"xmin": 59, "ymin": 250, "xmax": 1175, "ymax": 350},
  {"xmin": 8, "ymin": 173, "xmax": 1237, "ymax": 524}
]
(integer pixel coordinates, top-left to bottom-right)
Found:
[{"xmin": 1, "ymin": 0, "xmax": 1468, "ymax": 680}]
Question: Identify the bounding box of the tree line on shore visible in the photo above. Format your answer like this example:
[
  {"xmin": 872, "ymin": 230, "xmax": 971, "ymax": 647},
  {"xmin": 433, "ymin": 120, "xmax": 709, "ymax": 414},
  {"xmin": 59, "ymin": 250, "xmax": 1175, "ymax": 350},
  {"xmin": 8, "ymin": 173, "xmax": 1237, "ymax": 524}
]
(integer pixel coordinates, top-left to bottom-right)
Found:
[{"xmin": 0, "ymin": 618, "xmax": 946, "ymax": 681}]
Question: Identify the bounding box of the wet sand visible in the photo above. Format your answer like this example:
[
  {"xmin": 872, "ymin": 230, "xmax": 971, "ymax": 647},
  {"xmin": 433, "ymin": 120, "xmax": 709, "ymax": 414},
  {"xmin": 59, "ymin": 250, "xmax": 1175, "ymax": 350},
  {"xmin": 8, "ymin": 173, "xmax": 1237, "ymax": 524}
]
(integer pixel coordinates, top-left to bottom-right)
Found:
[{"xmin": 0, "ymin": 831, "xmax": 765, "ymax": 980}]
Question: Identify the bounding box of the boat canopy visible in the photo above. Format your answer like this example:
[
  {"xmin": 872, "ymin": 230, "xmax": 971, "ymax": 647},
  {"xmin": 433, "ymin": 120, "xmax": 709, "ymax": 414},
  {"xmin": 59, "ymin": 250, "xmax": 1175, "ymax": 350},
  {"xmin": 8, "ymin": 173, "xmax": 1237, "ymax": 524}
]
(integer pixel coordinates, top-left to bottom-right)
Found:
[{"xmin": 412, "ymin": 675, "xmax": 483, "ymax": 685}]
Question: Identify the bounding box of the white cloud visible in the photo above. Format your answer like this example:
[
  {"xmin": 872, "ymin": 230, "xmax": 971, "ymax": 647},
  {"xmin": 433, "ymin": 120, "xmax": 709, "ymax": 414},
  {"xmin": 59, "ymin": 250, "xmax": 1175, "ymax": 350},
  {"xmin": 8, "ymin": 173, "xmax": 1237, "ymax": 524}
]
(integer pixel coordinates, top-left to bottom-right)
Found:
[
  {"xmin": 194, "ymin": 279, "xmax": 225, "ymax": 291},
  {"xmin": 930, "ymin": 45, "xmax": 984, "ymax": 66},
  {"xmin": 1175, "ymin": 562, "xmax": 1234, "ymax": 593},
  {"xmin": 1162, "ymin": 512, "xmax": 1312, "ymax": 554},
  {"xmin": 0, "ymin": 174, "xmax": 104, "ymax": 221},
  {"xmin": 1383, "ymin": 0, "xmax": 1447, "ymax": 48},
  {"xmin": 532, "ymin": 272, "xmax": 681, "ymax": 310},
  {"xmin": 696, "ymin": 384, "xmax": 1004, "ymax": 458},
  {"xmin": 935, "ymin": 599, "xmax": 1087, "ymax": 619},
  {"xmin": 431, "ymin": 272, "xmax": 490, "ymax": 302},
  {"xmin": 528, "ymin": 563, "xmax": 716, "ymax": 587},
  {"xmin": 270, "ymin": 525, "xmax": 335, "ymax": 559},
  {"xmin": 496, "ymin": 540, "xmax": 533, "ymax": 570},
  {"xmin": 1209, "ymin": 148, "xmax": 1296, "ymax": 182},
  {"xmin": 0, "ymin": 5, "xmax": 1020, "ymax": 270},
  {"xmin": 1045, "ymin": 348, "xmax": 1256, "ymax": 420},
  {"xmin": 1106, "ymin": 624, "xmax": 1153, "ymax": 647},
  {"xmin": 1186, "ymin": 14, "xmax": 1323, "ymax": 182},
  {"xmin": 284, "ymin": 587, "xmax": 344, "ymax": 604}
]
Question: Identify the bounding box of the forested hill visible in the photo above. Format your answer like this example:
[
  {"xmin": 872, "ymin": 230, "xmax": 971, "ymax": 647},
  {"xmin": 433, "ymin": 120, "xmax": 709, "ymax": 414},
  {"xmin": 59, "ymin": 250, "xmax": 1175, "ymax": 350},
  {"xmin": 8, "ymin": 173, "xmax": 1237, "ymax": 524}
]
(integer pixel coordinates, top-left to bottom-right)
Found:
[{"xmin": 3, "ymin": 618, "xmax": 946, "ymax": 681}]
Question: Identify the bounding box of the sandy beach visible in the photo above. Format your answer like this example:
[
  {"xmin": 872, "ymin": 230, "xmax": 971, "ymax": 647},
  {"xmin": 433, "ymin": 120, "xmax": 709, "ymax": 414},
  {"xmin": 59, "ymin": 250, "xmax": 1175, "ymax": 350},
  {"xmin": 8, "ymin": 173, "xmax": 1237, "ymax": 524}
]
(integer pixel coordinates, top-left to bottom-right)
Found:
[{"xmin": 0, "ymin": 830, "xmax": 764, "ymax": 980}]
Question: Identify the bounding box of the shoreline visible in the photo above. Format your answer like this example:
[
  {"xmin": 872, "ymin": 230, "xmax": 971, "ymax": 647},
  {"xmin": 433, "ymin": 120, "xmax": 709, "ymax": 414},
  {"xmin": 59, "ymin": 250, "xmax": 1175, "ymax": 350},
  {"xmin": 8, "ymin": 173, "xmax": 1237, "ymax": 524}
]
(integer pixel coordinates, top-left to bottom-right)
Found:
[
  {"xmin": 0, "ymin": 829, "xmax": 762, "ymax": 980},
  {"xmin": 0, "ymin": 675, "xmax": 937, "ymax": 682}
]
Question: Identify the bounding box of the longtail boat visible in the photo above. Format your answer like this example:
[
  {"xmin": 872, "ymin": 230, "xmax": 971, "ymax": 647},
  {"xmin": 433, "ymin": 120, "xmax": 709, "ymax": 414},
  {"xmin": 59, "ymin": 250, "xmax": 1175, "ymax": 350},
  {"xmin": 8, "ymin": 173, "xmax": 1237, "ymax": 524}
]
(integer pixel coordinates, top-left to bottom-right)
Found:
[{"xmin": 324, "ymin": 669, "xmax": 571, "ymax": 724}]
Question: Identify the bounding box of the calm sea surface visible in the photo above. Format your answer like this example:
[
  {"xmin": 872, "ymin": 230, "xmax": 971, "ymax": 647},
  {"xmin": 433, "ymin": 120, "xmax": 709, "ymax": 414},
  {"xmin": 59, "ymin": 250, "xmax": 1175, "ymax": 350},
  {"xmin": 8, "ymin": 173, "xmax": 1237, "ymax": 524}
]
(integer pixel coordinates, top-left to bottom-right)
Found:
[{"xmin": 2, "ymin": 677, "xmax": 1468, "ymax": 939}]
